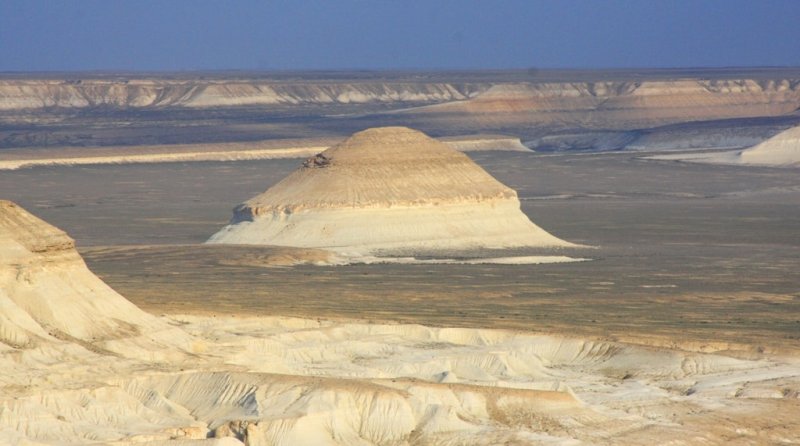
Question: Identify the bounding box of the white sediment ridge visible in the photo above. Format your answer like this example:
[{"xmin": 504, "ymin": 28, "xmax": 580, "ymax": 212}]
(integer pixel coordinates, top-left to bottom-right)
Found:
[
  {"xmin": 208, "ymin": 127, "xmax": 574, "ymax": 257},
  {"xmin": 1, "ymin": 201, "xmax": 798, "ymax": 444},
  {"xmin": 648, "ymin": 124, "xmax": 800, "ymax": 167},
  {"xmin": 0, "ymin": 146, "xmax": 328, "ymax": 170}
]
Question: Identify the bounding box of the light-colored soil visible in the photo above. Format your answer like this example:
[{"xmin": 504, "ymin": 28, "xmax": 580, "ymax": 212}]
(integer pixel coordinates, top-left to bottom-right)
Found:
[
  {"xmin": 1, "ymin": 151, "xmax": 789, "ymax": 356},
  {"xmin": 5, "ymin": 199, "xmax": 797, "ymax": 444}
]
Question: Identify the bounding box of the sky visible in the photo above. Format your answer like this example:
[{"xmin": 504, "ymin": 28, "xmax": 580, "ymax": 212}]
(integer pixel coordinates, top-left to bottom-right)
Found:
[{"xmin": 1, "ymin": 0, "xmax": 800, "ymax": 72}]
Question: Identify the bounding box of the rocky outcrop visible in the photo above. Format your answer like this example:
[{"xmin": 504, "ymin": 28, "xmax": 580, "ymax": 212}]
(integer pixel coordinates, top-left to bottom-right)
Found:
[{"xmin": 207, "ymin": 127, "xmax": 572, "ymax": 253}]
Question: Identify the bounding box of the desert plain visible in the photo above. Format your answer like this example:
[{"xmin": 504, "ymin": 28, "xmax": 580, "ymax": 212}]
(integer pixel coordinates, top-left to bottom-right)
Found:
[{"xmin": 1, "ymin": 69, "xmax": 799, "ymax": 445}]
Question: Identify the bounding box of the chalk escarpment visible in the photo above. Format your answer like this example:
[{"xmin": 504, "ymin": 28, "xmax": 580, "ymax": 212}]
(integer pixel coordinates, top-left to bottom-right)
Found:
[
  {"xmin": 0, "ymin": 79, "xmax": 482, "ymax": 110},
  {"xmin": 0, "ymin": 200, "xmax": 190, "ymax": 354},
  {"xmin": 406, "ymin": 79, "xmax": 800, "ymax": 130},
  {"xmin": 207, "ymin": 127, "xmax": 572, "ymax": 253}
]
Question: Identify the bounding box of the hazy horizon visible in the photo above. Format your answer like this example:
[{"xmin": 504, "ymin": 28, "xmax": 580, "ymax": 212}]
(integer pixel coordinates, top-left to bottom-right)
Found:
[{"xmin": 3, "ymin": 0, "xmax": 800, "ymax": 72}]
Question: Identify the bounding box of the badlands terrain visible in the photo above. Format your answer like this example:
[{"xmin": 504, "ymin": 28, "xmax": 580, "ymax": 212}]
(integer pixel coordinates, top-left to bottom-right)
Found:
[
  {"xmin": 1, "ymin": 68, "xmax": 799, "ymax": 445},
  {"xmin": 2, "ymin": 199, "xmax": 799, "ymax": 445}
]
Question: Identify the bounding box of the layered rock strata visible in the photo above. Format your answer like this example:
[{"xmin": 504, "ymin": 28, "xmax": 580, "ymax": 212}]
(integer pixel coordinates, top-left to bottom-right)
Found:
[
  {"xmin": 0, "ymin": 200, "xmax": 191, "ymax": 355},
  {"xmin": 0, "ymin": 79, "xmax": 482, "ymax": 110},
  {"xmin": 405, "ymin": 80, "xmax": 800, "ymax": 130},
  {"xmin": 207, "ymin": 127, "xmax": 572, "ymax": 253}
]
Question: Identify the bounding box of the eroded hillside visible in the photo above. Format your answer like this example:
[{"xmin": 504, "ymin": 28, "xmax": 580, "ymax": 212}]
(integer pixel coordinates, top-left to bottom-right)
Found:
[
  {"xmin": 0, "ymin": 78, "xmax": 486, "ymax": 110},
  {"xmin": 400, "ymin": 79, "xmax": 800, "ymax": 130},
  {"xmin": 2, "ymin": 69, "xmax": 800, "ymax": 151}
]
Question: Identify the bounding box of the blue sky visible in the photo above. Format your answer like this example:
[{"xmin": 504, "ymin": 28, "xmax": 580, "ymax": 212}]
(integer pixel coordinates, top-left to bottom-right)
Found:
[{"xmin": 2, "ymin": 0, "xmax": 799, "ymax": 71}]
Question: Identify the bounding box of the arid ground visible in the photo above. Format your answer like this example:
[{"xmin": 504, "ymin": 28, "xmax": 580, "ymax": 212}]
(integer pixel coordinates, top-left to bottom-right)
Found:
[
  {"xmin": 1, "ymin": 69, "xmax": 799, "ymax": 444},
  {"xmin": 2, "ymin": 150, "xmax": 798, "ymax": 355}
]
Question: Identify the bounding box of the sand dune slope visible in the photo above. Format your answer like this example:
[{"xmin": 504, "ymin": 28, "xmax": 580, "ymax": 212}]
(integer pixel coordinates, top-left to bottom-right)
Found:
[{"xmin": 208, "ymin": 127, "xmax": 573, "ymax": 254}]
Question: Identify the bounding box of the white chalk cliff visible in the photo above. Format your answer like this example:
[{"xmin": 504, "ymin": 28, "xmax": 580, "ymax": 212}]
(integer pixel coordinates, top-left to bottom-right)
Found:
[
  {"xmin": 207, "ymin": 127, "xmax": 573, "ymax": 253},
  {"xmin": 404, "ymin": 80, "xmax": 800, "ymax": 130},
  {"xmin": 0, "ymin": 200, "xmax": 192, "ymax": 356},
  {"xmin": 0, "ymin": 79, "xmax": 479, "ymax": 110}
]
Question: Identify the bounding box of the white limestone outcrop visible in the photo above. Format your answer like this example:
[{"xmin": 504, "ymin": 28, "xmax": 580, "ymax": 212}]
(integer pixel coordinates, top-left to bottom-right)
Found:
[
  {"xmin": 0, "ymin": 79, "xmax": 480, "ymax": 110},
  {"xmin": 207, "ymin": 127, "xmax": 573, "ymax": 253},
  {"xmin": 0, "ymin": 200, "xmax": 192, "ymax": 356}
]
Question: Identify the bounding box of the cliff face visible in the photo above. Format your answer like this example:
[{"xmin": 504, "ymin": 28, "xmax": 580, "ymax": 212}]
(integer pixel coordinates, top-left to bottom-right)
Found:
[
  {"xmin": 0, "ymin": 200, "xmax": 191, "ymax": 352},
  {"xmin": 207, "ymin": 127, "xmax": 572, "ymax": 253},
  {"xmin": 0, "ymin": 79, "xmax": 484, "ymax": 110},
  {"xmin": 404, "ymin": 79, "xmax": 800, "ymax": 130},
  {"xmin": 4, "ymin": 77, "xmax": 798, "ymax": 128}
]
